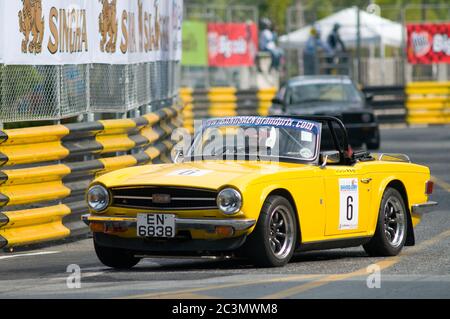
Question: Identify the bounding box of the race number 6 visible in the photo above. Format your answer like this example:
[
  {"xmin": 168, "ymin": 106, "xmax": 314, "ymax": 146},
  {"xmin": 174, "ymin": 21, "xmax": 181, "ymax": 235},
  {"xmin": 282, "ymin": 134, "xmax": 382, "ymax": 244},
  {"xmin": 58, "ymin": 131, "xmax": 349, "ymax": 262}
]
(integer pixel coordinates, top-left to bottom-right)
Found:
[{"xmin": 346, "ymin": 195, "xmax": 353, "ymax": 221}]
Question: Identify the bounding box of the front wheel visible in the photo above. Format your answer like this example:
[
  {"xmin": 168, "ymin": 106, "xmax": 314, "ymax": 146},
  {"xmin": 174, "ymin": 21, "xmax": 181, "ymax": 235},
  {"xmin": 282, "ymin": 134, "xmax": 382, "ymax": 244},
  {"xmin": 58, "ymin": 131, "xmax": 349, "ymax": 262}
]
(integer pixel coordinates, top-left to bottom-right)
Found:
[
  {"xmin": 242, "ymin": 195, "xmax": 298, "ymax": 267},
  {"xmin": 94, "ymin": 240, "xmax": 141, "ymax": 269},
  {"xmin": 363, "ymin": 188, "xmax": 407, "ymax": 256}
]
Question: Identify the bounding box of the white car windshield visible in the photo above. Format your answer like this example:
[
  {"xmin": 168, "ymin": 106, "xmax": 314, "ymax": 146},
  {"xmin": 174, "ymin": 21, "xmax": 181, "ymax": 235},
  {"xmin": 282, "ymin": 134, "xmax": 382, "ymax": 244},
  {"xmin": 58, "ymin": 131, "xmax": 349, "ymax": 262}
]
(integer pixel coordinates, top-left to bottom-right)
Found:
[{"xmin": 186, "ymin": 116, "xmax": 321, "ymax": 163}]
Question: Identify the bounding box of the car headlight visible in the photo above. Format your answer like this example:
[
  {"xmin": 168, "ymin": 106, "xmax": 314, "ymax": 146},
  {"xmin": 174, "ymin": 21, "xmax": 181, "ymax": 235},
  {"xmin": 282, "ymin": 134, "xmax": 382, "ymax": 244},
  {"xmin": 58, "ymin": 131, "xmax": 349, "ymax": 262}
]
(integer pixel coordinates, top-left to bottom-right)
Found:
[
  {"xmin": 217, "ymin": 188, "xmax": 242, "ymax": 215},
  {"xmin": 361, "ymin": 113, "xmax": 372, "ymax": 123},
  {"xmin": 87, "ymin": 185, "xmax": 110, "ymax": 212}
]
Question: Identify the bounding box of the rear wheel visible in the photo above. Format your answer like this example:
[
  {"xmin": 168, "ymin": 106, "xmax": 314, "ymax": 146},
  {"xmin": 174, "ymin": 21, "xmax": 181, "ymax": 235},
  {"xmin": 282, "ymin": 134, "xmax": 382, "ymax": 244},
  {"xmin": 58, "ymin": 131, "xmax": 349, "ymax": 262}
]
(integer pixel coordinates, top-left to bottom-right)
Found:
[
  {"xmin": 242, "ymin": 195, "xmax": 297, "ymax": 267},
  {"xmin": 94, "ymin": 240, "xmax": 141, "ymax": 269},
  {"xmin": 363, "ymin": 188, "xmax": 407, "ymax": 256}
]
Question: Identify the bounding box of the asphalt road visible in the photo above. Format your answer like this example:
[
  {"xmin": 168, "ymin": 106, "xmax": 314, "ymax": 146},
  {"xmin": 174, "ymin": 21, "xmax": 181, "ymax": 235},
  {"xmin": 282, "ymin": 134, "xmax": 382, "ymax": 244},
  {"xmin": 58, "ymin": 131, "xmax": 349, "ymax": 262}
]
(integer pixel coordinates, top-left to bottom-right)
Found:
[{"xmin": 0, "ymin": 126, "xmax": 449, "ymax": 299}]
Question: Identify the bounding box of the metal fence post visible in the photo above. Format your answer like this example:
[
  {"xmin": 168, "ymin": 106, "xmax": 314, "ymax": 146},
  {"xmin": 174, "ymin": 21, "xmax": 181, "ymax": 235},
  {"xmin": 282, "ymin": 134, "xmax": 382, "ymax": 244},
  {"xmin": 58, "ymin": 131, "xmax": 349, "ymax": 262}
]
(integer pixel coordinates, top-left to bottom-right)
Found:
[{"xmin": 356, "ymin": 6, "xmax": 362, "ymax": 85}]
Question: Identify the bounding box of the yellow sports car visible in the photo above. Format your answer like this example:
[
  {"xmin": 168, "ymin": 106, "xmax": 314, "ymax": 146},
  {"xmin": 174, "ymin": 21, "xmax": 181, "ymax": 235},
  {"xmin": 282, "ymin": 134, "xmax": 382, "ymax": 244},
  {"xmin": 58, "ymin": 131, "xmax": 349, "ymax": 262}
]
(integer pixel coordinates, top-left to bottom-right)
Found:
[{"xmin": 83, "ymin": 116, "xmax": 437, "ymax": 268}]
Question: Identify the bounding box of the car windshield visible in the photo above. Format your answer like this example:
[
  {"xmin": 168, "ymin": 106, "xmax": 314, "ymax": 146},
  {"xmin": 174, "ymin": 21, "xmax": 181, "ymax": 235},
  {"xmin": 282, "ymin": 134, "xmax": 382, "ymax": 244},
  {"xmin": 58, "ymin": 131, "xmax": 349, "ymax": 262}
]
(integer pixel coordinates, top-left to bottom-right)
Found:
[
  {"xmin": 287, "ymin": 81, "xmax": 363, "ymax": 104},
  {"xmin": 185, "ymin": 116, "xmax": 321, "ymax": 163}
]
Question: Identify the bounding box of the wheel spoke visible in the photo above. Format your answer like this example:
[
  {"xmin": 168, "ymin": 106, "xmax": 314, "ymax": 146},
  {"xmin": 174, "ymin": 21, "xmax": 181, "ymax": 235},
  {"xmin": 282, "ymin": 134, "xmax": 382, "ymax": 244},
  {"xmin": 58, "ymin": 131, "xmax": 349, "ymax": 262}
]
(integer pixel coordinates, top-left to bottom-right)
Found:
[
  {"xmin": 276, "ymin": 219, "xmax": 284, "ymax": 228},
  {"xmin": 385, "ymin": 229, "xmax": 392, "ymax": 242},
  {"xmin": 276, "ymin": 232, "xmax": 286, "ymax": 238},
  {"xmin": 388, "ymin": 217, "xmax": 397, "ymax": 225},
  {"xmin": 270, "ymin": 238, "xmax": 276, "ymax": 252},
  {"xmin": 386, "ymin": 225, "xmax": 396, "ymax": 243},
  {"xmin": 273, "ymin": 212, "xmax": 280, "ymax": 224},
  {"xmin": 273, "ymin": 238, "xmax": 281, "ymax": 252},
  {"xmin": 389, "ymin": 205, "xmax": 395, "ymax": 216}
]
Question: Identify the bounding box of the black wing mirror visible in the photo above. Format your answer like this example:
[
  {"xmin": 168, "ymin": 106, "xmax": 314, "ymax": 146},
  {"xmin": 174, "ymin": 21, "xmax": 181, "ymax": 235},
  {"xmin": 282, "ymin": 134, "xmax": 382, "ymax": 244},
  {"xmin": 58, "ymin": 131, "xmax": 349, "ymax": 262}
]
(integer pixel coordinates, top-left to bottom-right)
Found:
[
  {"xmin": 365, "ymin": 93, "xmax": 374, "ymax": 103},
  {"xmin": 271, "ymin": 97, "xmax": 287, "ymax": 112},
  {"xmin": 271, "ymin": 97, "xmax": 284, "ymax": 105}
]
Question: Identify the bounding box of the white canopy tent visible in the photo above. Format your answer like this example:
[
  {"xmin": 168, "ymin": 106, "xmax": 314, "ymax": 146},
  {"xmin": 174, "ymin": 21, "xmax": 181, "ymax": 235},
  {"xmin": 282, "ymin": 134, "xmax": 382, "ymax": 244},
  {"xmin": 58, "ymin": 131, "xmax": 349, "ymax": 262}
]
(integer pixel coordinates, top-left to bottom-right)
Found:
[{"xmin": 279, "ymin": 7, "xmax": 404, "ymax": 55}]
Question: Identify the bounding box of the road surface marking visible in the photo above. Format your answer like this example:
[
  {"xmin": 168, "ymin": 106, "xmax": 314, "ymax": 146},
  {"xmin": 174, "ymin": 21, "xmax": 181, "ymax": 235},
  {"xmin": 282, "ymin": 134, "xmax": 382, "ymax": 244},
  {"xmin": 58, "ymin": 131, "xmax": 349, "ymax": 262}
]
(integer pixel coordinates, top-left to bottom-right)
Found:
[
  {"xmin": 120, "ymin": 274, "xmax": 323, "ymax": 299},
  {"xmin": 0, "ymin": 251, "xmax": 60, "ymax": 260},
  {"xmin": 260, "ymin": 258, "xmax": 400, "ymax": 299},
  {"xmin": 431, "ymin": 176, "xmax": 450, "ymax": 193},
  {"xmin": 259, "ymin": 228, "xmax": 450, "ymax": 299},
  {"xmin": 119, "ymin": 229, "xmax": 450, "ymax": 299}
]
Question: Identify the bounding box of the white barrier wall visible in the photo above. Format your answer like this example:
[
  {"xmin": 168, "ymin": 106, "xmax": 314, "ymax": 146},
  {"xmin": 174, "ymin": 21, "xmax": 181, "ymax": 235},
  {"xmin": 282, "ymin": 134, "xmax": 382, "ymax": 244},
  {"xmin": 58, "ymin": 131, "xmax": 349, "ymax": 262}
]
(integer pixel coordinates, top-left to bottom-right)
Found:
[{"xmin": 0, "ymin": 0, "xmax": 182, "ymax": 65}]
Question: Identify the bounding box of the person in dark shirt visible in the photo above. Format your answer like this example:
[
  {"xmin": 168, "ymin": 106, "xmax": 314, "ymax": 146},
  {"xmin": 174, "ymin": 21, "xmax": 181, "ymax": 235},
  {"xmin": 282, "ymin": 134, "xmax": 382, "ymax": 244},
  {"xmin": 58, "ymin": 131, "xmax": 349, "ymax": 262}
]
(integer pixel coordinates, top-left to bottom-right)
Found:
[
  {"xmin": 326, "ymin": 23, "xmax": 347, "ymax": 74},
  {"xmin": 327, "ymin": 23, "xmax": 346, "ymax": 53}
]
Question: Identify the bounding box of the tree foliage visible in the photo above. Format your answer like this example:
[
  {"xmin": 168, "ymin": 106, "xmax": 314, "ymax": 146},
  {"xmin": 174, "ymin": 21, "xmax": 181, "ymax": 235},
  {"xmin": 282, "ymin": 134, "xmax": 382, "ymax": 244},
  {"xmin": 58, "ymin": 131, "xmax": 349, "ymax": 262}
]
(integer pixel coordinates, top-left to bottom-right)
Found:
[{"xmin": 185, "ymin": 0, "xmax": 450, "ymax": 33}]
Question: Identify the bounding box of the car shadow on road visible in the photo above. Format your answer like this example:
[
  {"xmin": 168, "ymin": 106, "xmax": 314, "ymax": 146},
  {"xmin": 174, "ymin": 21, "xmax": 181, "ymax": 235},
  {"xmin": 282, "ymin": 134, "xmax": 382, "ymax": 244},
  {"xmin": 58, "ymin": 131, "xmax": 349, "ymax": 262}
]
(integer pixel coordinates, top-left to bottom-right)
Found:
[{"xmin": 102, "ymin": 249, "xmax": 369, "ymax": 273}]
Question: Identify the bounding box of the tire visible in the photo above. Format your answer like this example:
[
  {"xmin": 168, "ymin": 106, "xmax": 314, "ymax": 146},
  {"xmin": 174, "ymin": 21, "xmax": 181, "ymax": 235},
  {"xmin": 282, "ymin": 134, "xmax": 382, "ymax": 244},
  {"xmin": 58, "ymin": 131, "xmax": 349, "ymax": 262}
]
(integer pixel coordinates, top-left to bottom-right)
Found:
[
  {"xmin": 94, "ymin": 240, "xmax": 141, "ymax": 269},
  {"xmin": 363, "ymin": 188, "xmax": 407, "ymax": 256},
  {"xmin": 242, "ymin": 195, "xmax": 298, "ymax": 267}
]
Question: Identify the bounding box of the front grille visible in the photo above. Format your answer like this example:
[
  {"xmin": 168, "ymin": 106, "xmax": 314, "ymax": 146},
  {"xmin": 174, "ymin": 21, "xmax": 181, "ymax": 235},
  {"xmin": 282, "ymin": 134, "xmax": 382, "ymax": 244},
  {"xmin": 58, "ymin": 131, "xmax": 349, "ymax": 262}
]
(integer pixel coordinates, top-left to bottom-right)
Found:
[
  {"xmin": 343, "ymin": 112, "xmax": 373, "ymax": 123},
  {"xmin": 110, "ymin": 186, "xmax": 218, "ymax": 210}
]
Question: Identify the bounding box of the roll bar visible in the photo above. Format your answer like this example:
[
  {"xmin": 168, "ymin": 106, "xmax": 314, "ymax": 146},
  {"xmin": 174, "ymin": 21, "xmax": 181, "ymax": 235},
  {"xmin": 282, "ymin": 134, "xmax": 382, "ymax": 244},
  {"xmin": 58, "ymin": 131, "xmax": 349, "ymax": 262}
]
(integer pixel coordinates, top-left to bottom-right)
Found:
[{"xmin": 269, "ymin": 115, "xmax": 352, "ymax": 165}]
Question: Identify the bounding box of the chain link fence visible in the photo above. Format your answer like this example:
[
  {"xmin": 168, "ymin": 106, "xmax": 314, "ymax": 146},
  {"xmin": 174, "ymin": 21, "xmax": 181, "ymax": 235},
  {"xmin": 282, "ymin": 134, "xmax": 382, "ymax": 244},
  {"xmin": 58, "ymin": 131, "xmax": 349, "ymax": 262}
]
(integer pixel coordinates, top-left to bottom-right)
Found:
[{"xmin": 0, "ymin": 61, "xmax": 181, "ymax": 124}]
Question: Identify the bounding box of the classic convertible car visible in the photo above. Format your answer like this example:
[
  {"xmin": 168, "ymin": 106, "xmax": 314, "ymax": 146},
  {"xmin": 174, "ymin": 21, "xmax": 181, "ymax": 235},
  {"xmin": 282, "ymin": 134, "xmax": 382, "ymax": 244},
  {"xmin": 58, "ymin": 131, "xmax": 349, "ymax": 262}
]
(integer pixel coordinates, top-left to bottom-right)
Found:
[{"xmin": 83, "ymin": 116, "xmax": 437, "ymax": 268}]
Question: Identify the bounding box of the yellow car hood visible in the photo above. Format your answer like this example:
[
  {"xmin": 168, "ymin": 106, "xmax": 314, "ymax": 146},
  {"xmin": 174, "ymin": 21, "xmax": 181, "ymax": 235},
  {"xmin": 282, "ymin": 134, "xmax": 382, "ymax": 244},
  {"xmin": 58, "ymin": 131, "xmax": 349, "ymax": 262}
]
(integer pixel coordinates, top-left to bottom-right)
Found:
[{"xmin": 95, "ymin": 160, "xmax": 313, "ymax": 190}]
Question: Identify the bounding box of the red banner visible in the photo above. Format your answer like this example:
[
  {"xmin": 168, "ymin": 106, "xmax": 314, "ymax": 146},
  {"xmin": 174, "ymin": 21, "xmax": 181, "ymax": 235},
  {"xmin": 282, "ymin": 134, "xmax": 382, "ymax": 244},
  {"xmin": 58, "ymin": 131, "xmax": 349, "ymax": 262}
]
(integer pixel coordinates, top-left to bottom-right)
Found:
[
  {"xmin": 208, "ymin": 23, "xmax": 258, "ymax": 67},
  {"xmin": 407, "ymin": 23, "xmax": 450, "ymax": 64}
]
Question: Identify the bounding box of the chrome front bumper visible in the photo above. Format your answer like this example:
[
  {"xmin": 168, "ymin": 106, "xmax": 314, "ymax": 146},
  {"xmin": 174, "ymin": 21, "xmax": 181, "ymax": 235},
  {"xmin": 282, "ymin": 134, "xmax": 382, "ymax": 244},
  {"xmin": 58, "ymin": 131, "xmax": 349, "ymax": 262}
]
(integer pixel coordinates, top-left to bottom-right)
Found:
[
  {"xmin": 411, "ymin": 201, "xmax": 438, "ymax": 214},
  {"xmin": 82, "ymin": 214, "xmax": 256, "ymax": 233}
]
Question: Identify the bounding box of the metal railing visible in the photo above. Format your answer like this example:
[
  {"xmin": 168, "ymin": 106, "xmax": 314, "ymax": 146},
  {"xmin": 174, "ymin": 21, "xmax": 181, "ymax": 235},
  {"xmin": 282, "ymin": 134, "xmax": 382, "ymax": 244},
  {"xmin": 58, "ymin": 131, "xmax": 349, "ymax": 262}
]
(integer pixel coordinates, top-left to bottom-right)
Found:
[
  {"xmin": 0, "ymin": 61, "xmax": 181, "ymax": 124},
  {"xmin": 0, "ymin": 103, "xmax": 183, "ymax": 249}
]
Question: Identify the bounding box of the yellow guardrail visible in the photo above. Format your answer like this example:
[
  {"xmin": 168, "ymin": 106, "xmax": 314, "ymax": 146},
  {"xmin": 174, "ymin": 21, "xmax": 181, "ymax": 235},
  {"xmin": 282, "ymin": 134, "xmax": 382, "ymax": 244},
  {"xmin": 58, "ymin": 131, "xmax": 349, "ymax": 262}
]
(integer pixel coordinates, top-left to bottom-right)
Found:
[
  {"xmin": 406, "ymin": 81, "xmax": 450, "ymax": 125},
  {"xmin": 0, "ymin": 104, "xmax": 183, "ymax": 249},
  {"xmin": 180, "ymin": 87, "xmax": 277, "ymax": 133}
]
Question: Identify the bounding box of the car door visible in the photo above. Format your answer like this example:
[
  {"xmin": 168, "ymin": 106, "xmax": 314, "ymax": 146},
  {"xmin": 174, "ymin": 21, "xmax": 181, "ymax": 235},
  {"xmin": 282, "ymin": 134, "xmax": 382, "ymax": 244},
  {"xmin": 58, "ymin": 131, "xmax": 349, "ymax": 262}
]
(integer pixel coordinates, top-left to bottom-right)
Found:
[{"xmin": 322, "ymin": 163, "xmax": 372, "ymax": 236}]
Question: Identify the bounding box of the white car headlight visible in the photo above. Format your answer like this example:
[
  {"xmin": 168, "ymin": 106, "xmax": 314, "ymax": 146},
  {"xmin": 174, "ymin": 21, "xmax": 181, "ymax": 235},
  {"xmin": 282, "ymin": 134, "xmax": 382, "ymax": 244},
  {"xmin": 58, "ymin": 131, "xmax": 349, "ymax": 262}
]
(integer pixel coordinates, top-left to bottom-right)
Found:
[
  {"xmin": 87, "ymin": 185, "xmax": 110, "ymax": 212},
  {"xmin": 361, "ymin": 113, "xmax": 372, "ymax": 123},
  {"xmin": 217, "ymin": 188, "xmax": 242, "ymax": 215}
]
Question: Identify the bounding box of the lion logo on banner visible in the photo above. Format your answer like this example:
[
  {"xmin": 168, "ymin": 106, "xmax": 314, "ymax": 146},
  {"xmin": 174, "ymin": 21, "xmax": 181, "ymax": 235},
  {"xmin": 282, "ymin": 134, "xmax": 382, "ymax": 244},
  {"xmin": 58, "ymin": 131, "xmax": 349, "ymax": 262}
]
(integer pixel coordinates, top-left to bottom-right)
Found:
[
  {"xmin": 18, "ymin": 0, "xmax": 45, "ymax": 54},
  {"xmin": 99, "ymin": 0, "xmax": 118, "ymax": 53}
]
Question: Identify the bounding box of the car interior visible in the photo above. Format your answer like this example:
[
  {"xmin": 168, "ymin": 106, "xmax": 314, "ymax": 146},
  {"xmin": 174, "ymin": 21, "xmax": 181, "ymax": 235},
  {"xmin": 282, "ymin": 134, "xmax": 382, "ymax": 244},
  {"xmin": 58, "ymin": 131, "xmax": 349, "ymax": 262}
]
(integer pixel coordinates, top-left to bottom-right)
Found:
[{"xmin": 271, "ymin": 115, "xmax": 373, "ymax": 166}]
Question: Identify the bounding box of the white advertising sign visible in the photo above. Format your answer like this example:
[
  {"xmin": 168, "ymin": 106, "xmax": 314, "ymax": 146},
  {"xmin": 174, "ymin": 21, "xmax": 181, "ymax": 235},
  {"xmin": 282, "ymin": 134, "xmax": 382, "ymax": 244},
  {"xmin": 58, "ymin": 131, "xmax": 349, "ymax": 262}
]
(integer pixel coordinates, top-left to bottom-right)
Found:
[
  {"xmin": 338, "ymin": 178, "xmax": 359, "ymax": 230},
  {"xmin": 0, "ymin": 0, "xmax": 4, "ymax": 63},
  {"xmin": 0, "ymin": 0, "xmax": 183, "ymax": 65}
]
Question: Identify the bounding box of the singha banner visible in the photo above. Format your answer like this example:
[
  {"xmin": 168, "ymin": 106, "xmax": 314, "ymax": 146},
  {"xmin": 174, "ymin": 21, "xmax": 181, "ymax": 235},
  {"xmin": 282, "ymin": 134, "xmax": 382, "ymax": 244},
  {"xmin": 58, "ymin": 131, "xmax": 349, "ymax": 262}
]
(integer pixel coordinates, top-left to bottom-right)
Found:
[
  {"xmin": 208, "ymin": 23, "xmax": 258, "ymax": 67},
  {"xmin": 407, "ymin": 23, "xmax": 450, "ymax": 64},
  {"xmin": 0, "ymin": 0, "xmax": 183, "ymax": 65}
]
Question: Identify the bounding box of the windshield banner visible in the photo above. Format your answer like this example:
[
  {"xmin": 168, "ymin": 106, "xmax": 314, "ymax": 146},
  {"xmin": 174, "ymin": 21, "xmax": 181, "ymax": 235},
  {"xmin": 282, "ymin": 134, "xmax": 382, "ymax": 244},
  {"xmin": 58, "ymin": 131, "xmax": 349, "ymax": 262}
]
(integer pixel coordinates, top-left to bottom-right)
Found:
[
  {"xmin": 202, "ymin": 116, "xmax": 320, "ymax": 134},
  {"xmin": 0, "ymin": 0, "xmax": 183, "ymax": 65},
  {"xmin": 407, "ymin": 23, "xmax": 450, "ymax": 64}
]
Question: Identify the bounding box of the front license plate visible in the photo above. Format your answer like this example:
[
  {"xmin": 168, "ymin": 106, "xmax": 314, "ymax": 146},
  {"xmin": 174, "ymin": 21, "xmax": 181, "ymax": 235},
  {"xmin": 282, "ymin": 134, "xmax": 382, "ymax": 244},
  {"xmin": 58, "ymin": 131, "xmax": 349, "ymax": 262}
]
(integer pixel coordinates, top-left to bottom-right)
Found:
[{"xmin": 137, "ymin": 214, "xmax": 176, "ymax": 238}]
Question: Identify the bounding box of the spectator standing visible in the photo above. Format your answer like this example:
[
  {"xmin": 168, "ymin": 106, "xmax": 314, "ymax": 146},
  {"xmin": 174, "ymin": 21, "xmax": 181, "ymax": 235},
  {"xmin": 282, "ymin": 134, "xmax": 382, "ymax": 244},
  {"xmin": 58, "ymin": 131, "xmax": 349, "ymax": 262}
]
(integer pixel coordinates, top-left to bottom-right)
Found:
[
  {"xmin": 327, "ymin": 23, "xmax": 346, "ymax": 53},
  {"xmin": 259, "ymin": 18, "xmax": 283, "ymax": 72},
  {"xmin": 326, "ymin": 23, "xmax": 347, "ymax": 74},
  {"xmin": 303, "ymin": 25, "xmax": 331, "ymax": 75}
]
